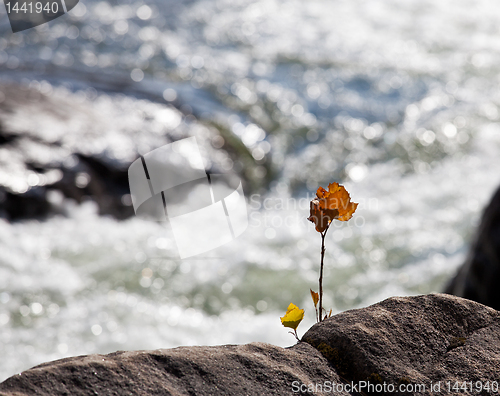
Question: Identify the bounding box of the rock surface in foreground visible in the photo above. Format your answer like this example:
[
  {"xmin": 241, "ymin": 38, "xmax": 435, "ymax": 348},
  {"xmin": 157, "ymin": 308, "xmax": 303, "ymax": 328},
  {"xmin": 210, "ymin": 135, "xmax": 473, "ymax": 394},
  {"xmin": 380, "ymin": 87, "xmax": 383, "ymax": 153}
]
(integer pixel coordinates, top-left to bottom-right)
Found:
[
  {"xmin": 303, "ymin": 293, "xmax": 500, "ymax": 393},
  {"xmin": 2, "ymin": 293, "xmax": 500, "ymax": 396},
  {"xmin": 0, "ymin": 342, "xmax": 347, "ymax": 396}
]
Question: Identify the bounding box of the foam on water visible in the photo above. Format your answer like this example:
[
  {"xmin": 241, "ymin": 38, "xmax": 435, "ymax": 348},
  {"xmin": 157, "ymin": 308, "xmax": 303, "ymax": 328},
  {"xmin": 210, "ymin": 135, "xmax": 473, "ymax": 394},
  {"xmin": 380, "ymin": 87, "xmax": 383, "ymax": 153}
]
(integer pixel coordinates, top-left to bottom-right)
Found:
[
  {"xmin": 2, "ymin": 0, "xmax": 500, "ymax": 383},
  {"xmin": 1, "ymin": 132, "xmax": 499, "ymax": 380}
]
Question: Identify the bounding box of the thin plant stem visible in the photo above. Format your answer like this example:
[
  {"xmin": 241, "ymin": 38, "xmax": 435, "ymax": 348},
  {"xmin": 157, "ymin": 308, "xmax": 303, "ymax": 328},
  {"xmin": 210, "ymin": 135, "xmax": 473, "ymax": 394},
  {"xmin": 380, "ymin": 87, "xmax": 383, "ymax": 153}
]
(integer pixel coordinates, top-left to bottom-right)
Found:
[{"xmin": 318, "ymin": 226, "xmax": 329, "ymax": 322}]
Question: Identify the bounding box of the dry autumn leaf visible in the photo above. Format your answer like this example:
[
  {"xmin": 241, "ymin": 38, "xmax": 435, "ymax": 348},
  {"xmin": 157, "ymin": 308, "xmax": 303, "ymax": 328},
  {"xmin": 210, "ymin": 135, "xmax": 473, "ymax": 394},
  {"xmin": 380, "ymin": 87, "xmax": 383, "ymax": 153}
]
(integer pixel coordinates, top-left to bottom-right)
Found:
[
  {"xmin": 308, "ymin": 182, "xmax": 358, "ymax": 232},
  {"xmin": 310, "ymin": 289, "xmax": 319, "ymax": 308},
  {"xmin": 280, "ymin": 303, "xmax": 304, "ymax": 331},
  {"xmin": 308, "ymin": 198, "xmax": 338, "ymax": 232}
]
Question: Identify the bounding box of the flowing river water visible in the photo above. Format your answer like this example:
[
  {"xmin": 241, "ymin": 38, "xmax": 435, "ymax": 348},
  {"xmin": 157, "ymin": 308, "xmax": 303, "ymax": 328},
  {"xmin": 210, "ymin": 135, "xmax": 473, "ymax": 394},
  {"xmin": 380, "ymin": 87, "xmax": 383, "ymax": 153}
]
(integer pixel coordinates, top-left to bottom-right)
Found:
[{"xmin": 1, "ymin": 0, "xmax": 500, "ymax": 381}]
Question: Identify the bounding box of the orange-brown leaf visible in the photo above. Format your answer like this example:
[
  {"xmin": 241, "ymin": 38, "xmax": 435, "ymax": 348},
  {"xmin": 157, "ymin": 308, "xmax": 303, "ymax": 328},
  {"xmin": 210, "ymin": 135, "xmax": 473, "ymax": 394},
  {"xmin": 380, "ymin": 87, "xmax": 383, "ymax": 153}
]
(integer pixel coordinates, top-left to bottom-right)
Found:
[
  {"xmin": 310, "ymin": 289, "xmax": 319, "ymax": 307},
  {"xmin": 337, "ymin": 201, "xmax": 358, "ymax": 221},
  {"xmin": 309, "ymin": 182, "xmax": 358, "ymax": 231},
  {"xmin": 307, "ymin": 198, "xmax": 339, "ymax": 232},
  {"xmin": 317, "ymin": 182, "xmax": 358, "ymax": 222},
  {"xmin": 316, "ymin": 186, "xmax": 328, "ymax": 199}
]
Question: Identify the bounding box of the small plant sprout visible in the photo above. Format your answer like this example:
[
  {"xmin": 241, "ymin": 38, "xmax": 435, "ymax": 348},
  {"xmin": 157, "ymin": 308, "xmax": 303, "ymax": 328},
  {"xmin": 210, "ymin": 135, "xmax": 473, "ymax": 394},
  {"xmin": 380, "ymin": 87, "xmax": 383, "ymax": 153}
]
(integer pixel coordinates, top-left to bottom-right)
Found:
[
  {"xmin": 308, "ymin": 182, "xmax": 358, "ymax": 322},
  {"xmin": 310, "ymin": 289, "xmax": 319, "ymax": 322},
  {"xmin": 280, "ymin": 303, "xmax": 304, "ymax": 341}
]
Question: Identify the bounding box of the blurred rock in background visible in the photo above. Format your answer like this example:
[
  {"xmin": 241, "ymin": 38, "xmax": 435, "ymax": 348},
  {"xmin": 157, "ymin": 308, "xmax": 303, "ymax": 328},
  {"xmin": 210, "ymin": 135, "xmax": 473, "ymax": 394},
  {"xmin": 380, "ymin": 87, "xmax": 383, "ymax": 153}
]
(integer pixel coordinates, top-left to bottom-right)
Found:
[
  {"xmin": 445, "ymin": 184, "xmax": 500, "ymax": 310},
  {"xmin": 0, "ymin": 80, "xmax": 264, "ymax": 220}
]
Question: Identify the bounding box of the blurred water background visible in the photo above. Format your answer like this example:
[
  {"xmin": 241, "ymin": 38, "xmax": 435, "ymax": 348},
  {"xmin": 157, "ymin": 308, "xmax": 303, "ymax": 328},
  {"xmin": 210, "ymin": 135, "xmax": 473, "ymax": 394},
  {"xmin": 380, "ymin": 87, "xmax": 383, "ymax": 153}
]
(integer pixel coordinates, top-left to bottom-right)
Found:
[{"xmin": 1, "ymin": 0, "xmax": 500, "ymax": 382}]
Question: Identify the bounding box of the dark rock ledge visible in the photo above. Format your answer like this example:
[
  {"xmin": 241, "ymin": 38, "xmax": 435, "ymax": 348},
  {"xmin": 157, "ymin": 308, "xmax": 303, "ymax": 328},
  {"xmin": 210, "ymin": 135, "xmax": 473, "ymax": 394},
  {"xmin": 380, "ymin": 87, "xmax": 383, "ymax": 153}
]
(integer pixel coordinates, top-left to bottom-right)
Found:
[
  {"xmin": 445, "ymin": 184, "xmax": 500, "ymax": 311},
  {"xmin": 1, "ymin": 294, "xmax": 500, "ymax": 396}
]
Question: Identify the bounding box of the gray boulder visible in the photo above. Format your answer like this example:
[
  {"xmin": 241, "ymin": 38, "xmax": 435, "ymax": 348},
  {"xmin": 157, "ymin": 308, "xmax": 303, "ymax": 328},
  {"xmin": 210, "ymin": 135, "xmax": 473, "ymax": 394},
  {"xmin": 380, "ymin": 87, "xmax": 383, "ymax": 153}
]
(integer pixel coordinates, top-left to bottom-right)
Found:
[
  {"xmin": 0, "ymin": 80, "xmax": 262, "ymax": 221},
  {"xmin": 1, "ymin": 294, "xmax": 500, "ymax": 396},
  {"xmin": 303, "ymin": 293, "xmax": 500, "ymax": 394},
  {"xmin": 0, "ymin": 342, "xmax": 348, "ymax": 396}
]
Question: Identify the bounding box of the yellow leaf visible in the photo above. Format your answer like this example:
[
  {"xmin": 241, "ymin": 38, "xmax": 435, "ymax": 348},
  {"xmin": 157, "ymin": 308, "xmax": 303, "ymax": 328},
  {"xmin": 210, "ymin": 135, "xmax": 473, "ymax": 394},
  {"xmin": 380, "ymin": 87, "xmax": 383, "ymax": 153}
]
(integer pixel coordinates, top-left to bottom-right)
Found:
[
  {"xmin": 280, "ymin": 303, "xmax": 304, "ymax": 330},
  {"xmin": 310, "ymin": 289, "xmax": 319, "ymax": 308}
]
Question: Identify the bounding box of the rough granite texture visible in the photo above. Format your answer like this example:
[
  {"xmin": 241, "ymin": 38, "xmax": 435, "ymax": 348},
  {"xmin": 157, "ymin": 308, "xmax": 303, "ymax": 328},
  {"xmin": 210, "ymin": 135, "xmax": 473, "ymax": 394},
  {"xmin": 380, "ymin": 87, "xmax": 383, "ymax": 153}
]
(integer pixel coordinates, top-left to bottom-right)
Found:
[
  {"xmin": 0, "ymin": 342, "xmax": 348, "ymax": 396},
  {"xmin": 303, "ymin": 293, "xmax": 500, "ymax": 394},
  {"xmin": 2, "ymin": 293, "xmax": 500, "ymax": 396}
]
